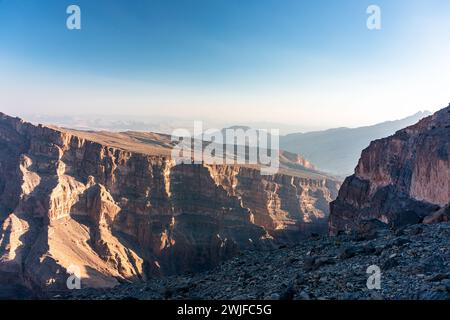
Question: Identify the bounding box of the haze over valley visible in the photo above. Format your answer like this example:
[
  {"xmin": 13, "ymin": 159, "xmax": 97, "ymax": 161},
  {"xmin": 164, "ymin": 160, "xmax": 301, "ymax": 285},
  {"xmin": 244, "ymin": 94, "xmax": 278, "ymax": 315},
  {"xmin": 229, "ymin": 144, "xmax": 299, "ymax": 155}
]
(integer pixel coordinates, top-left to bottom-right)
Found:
[{"xmin": 1, "ymin": 0, "xmax": 449, "ymax": 302}]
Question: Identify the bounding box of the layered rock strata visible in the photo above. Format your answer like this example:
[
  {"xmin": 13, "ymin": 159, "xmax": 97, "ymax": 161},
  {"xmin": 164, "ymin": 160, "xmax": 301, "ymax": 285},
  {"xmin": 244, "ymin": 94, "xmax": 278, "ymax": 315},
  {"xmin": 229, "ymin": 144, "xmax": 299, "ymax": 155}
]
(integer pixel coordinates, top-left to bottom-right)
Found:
[{"xmin": 0, "ymin": 112, "xmax": 339, "ymax": 295}]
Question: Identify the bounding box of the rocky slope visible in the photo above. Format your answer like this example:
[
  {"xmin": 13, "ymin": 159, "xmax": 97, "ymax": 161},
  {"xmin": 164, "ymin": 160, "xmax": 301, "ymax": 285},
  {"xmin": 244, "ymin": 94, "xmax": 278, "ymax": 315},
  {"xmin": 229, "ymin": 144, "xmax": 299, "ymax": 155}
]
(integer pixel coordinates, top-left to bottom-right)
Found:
[
  {"xmin": 62, "ymin": 222, "xmax": 450, "ymax": 300},
  {"xmin": 330, "ymin": 105, "xmax": 449, "ymax": 235},
  {"xmin": 0, "ymin": 112, "xmax": 339, "ymax": 297}
]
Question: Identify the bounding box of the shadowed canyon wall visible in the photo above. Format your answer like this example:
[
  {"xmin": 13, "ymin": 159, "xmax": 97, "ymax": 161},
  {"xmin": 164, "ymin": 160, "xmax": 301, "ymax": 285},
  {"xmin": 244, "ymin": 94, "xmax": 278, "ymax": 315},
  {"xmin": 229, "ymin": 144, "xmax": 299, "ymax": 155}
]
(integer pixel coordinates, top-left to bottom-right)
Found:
[{"xmin": 0, "ymin": 112, "xmax": 339, "ymax": 294}]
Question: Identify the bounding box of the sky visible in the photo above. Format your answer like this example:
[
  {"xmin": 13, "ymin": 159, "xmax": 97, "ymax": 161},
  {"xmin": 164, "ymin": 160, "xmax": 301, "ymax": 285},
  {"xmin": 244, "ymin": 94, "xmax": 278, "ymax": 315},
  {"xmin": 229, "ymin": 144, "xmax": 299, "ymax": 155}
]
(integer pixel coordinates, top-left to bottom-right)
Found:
[{"xmin": 0, "ymin": 0, "xmax": 449, "ymax": 131}]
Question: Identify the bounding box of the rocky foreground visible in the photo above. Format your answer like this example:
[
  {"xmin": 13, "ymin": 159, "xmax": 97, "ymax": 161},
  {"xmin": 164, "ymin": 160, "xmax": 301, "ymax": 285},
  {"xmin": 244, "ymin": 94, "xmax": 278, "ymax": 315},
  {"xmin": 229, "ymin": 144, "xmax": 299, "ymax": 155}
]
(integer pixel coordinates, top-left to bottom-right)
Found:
[{"xmin": 62, "ymin": 221, "xmax": 450, "ymax": 300}]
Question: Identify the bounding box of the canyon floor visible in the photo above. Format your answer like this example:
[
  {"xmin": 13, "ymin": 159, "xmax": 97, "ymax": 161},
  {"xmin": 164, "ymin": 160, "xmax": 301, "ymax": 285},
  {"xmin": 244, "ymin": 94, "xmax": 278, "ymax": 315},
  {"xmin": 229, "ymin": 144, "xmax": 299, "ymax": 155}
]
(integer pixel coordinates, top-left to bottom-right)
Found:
[{"xmin": 61, "ymin": 221, "xmax": 450, "ymax": 300}]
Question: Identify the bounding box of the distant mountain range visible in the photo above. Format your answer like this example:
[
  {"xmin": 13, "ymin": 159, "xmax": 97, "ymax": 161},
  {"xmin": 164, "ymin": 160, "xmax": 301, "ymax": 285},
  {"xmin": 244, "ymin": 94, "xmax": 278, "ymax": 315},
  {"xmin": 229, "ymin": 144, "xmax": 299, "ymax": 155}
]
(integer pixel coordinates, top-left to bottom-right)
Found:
[
  {"xmin": 280, "ymin": 111, "xmax": 432, "ymax": 176},
  {"xmin": 22, "ymin": 111, "xmax": 432, "ymax": 177}
]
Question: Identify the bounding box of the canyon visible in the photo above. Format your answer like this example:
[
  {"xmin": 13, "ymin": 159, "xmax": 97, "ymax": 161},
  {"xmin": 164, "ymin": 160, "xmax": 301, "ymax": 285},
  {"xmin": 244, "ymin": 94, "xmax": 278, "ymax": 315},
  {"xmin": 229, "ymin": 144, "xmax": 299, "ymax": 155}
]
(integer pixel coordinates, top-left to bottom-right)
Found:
[
  {"xmin": 0, "ymin": 103, "xmax": 448, "ymax": 300},
  {"xmin": 64, "ymin": 104, "xmax": 450, "ymax": 301},
  {"xmin": 0, "ymin": 112, "xmax": 339, "ymax": 297}
]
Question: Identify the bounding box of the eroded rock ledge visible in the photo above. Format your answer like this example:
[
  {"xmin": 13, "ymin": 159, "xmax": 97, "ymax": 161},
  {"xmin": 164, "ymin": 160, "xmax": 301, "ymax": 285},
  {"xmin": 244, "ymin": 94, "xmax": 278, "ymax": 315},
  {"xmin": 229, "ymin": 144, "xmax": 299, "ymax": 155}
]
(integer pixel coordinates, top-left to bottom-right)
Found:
[{"xmin": 0, "ymin": 112, "xmax": 339, "ymax": 295}]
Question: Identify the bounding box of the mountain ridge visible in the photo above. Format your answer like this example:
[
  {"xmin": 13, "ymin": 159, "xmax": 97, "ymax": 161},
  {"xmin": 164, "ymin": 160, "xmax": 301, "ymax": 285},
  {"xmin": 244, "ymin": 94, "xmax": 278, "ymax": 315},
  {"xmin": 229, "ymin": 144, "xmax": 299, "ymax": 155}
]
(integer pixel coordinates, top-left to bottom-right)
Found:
[{"xmin": 280, "ymin": 111, "xmax": 433, "ymax": 176}]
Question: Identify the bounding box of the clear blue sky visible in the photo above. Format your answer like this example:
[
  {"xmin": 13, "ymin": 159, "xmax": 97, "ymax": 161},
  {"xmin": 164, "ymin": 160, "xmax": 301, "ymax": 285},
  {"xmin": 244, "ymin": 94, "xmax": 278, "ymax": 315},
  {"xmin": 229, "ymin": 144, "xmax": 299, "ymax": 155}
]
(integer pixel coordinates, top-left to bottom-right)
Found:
[{"xmin": 0, "ymin": 0, "xmax": 449, "ymax": 129}]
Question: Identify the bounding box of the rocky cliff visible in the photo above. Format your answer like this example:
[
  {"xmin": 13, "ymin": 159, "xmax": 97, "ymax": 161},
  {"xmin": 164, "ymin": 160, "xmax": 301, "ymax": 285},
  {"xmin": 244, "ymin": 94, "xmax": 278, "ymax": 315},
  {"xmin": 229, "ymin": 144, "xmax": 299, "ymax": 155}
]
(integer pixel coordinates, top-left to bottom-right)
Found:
[
  {"xmin": 330, "ymin": 105, "xmax": 450, "ymax": 235},
  {"xmin": 0, "ymin": 112, "xmax": 339, "ymax": 296}
]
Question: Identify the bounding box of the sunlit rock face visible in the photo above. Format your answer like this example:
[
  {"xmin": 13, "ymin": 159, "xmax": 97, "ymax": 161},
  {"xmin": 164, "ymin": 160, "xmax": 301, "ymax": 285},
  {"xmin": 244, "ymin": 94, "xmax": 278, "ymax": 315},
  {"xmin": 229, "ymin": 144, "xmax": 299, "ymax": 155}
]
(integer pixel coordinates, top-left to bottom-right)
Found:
[
  {"xmin": 330, "ymin": 105, "xmax": 450, "ymax": 236},
  {"xmin": 0, "ymin": 112, "xmax": 339, "ymax": 295}
]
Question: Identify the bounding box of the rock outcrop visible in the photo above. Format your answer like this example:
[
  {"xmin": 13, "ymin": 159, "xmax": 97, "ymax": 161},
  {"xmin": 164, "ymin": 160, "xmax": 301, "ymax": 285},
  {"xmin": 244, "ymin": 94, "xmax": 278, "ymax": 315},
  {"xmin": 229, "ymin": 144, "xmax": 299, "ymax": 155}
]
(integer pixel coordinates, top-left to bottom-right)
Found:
[
  {"xmin": 0, "ymin": 112, "xmax": 339, "ymax": 296},
  {"xmin": 330, "ymin": 105, "xmax": 450, "ymax": 235}
]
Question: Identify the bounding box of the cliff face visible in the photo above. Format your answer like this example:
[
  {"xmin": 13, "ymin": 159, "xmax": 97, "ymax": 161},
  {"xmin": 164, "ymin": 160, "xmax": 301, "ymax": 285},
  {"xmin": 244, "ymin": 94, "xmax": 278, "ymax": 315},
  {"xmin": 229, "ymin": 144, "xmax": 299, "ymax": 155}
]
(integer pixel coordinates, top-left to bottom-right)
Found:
[
  {"xmin": 0, "ymin": 112, "xmax": 339, "ymax": 295},
  {"xmin": 330, "ymin": 105, "xmax": 450, "ymax": 235}
]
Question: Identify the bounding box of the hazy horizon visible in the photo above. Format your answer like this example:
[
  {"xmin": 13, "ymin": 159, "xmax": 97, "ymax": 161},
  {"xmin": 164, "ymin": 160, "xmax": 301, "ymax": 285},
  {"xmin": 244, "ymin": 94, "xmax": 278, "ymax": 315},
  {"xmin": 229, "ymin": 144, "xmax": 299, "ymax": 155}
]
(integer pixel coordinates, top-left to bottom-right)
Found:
[
  {"xmin": 11, "ymin": 109, "xmax": 432, "ymax": 136},
  {"xmin": 1, "ymin": 0, "xmax": 450, "ymax": 129}
]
